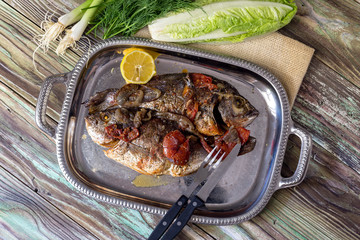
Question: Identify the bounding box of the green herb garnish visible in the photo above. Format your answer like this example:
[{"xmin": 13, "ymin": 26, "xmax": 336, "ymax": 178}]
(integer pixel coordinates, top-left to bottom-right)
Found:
[{"xmin": 89, "ymin": 0, "xmax": 199, "ymax": 39}]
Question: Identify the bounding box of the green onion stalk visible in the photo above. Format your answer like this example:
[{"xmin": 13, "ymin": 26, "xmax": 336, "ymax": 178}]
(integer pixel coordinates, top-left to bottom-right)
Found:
[
  {"xmin": 56, "ymin": 0, "xmax": 103, "ymax": 55},
  {"xmin": 35, "ymin": 0, "xmax": 93, "ymax": 53}
]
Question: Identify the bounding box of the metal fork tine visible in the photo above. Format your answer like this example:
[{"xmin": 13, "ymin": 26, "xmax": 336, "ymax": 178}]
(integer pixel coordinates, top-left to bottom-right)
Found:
[
  {"xmin": 202, "ymin": 146, "xmax": 218, "ymax": 165},
  {"xmin": 208, "ymin": 149, "xmax": 222, "ymax": 166},
  {"xmin": 211, "ymin": 152, "xmax": 226, "ymax": 170}
]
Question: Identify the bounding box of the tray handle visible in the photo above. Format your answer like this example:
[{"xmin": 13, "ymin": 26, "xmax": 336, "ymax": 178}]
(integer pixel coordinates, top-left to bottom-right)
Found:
[
  {"xmin": 35, "ymin": 73, "xmax": 70, "ymax": 138},
  {"xmin": 278, "ymin": 123, "xmax": 312, "ymax": 189}
]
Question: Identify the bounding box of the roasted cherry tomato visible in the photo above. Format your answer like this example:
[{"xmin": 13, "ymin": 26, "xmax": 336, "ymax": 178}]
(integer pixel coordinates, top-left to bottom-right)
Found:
[
  {"xmin": 201, "ymin": 127, "xmax": 250, "ymax": 158},
  {"xmin": 172, "ymin": 139, "xmax": 190, "ymax": 165},
  {"xmin": 183, "ymin": 85, "xmax": 198, "ymax": 121},
  {"xmin": 163, "ymin": 130, "xmax": 190, "ymax": 166},
  {"xmin": 235, "ymin": 126, "xmax": 250, "ymax": 145},
  {"xmin": 105, "ymin": 124, "xmax": 139, "ymax": 142},
  {"xmin": 190, "ymin": 73, "xmax": 218, "ymax": 90}
]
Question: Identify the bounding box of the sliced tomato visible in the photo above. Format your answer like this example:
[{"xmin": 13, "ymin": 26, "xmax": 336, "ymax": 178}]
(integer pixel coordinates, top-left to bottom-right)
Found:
[
  {"xmin": 200, "ymin": 137, "xmax": 214, "ymax": 153},
  {"xmin": 172, "ymin": 139, "xmax": 190, "ymax": 166},
  {"xmin": 190, "ymin": 73, "xmax": 218, "ymax": 90},
  {"xmin": 214, "ymin": 136, "xmax": 237, "ymax": 158}
]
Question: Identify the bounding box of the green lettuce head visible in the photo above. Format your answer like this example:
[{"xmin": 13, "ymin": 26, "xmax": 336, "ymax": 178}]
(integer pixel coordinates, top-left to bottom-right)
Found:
[{"xmin": 149, "ymin": 0, "xmax": 297, "ymax": 43}]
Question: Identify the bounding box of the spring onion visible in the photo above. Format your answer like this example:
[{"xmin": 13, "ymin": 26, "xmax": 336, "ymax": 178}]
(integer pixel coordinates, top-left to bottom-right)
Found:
[
  {"xmin": 56, "ymin": 0, "xmax": 103, "ymax": 55},
  {"xmin": 34, "ymin": 0, "xmax": 196, "ymax": 56},
  {"xmin": 35, "ymin": 0, "xmax": 93, "ymax": 53}
]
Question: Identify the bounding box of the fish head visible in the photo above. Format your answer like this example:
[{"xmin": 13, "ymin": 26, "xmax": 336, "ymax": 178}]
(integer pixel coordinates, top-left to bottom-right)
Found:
[
  {"xmin": 217, "ymin": 94, "xmax": 259, "ymax": 128},
  {"xmin": 85, "ymin": 111, "xmax": 116, "ymax": 147},
  {"xmin": 84, "ymin": 108, "xmax": 134, "ymax": 147},
  {"xmin": 84, "ymin": 89, "xmax": 117, "ymax": 114}
]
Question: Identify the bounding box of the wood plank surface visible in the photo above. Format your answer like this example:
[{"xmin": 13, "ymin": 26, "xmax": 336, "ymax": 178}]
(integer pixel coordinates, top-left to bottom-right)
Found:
[
  {"xmin": 0, "ymin": 166, "xmax": 97, "ymax": 240},
  {"xmin": 1, "ymin": 52, "xmax": 359, "ymax": 239},
  {"xmin": 0, "ymin": 0, "xmax": 359, "ymax": 239},
  {"xmin": 283, "ymin": 0, "xmax": 360, "ymax": 85},
  {"xmin": 280, "ymin": 0, "xmax": 360, "ymax": 174},
  {"xmin": 293, "ymin": 57, "xmax": 360, "ymax": 173}
]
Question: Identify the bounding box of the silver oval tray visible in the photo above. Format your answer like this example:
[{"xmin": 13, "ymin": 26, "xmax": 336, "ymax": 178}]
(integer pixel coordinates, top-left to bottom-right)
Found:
[{"xmin": 36, "ymin": 37, "xmax": 312, "ymax": 225}]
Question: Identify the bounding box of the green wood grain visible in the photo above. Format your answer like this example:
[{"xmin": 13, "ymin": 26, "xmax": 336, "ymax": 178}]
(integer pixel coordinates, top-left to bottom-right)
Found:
[
  {"xmin": 0, "ymin": 84, "xmax": 149, "ymax": 239},
  {"xmin": 292, "ymin": 57, "xmax": 360, "ymax": 173},
  {"xmin": 0, "ymin": 1, "xmax": 256, "ymax": 239},
  {"xmin": 0, "ymin": 167, "xmax": 97, "ymax": 240},
  {"xmin": 281, "ymin": 0, "xmax": 360, "ymax": 85},
  {"xmin": 0, "ymin": 82, "xmax": 153, "ymax": 239},
  {"xmin": 266, "ymin": 138, "xmax": 360, "ymax": 239},
  {"xmin": 2, "ymin": 66, "xmax": 359, "ymax": 240}
]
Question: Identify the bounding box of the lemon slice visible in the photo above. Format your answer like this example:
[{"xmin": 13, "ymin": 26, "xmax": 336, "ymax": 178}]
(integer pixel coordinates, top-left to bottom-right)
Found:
[{"xmin": 120, "ymin": 50, "xmax": 156, "ymax": 84}]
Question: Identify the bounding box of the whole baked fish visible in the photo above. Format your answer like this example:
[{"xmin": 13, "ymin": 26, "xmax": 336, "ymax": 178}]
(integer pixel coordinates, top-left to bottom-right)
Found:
[
  {"xmin": 85, "ymin": 73, "xmax": 258, "ymax": 136},
  {"xmin": 84, "ymin": 73, "xmax": 258, "ymax": 176}
]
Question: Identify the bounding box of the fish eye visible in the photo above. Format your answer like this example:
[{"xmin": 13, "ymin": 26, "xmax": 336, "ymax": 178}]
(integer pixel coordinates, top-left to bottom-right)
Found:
[
  {"xmin": 101, "ymin": 113, "xmax": 110, "ymax": 121},
  {"xmin": 234, "ymin": 97, "xmax": 244, "ymax": 107}
]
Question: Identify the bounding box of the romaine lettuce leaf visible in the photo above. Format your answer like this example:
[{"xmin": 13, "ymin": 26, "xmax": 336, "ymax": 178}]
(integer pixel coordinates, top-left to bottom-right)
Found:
[{"xmin": 148, "ymin": 0, "xmax": 297, "ymax": 43}]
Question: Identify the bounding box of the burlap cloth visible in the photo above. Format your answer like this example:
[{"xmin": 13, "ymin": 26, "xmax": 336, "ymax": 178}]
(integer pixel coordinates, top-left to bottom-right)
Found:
[{"xmin": 135, "ymin": 29, "xmax": 315, "ymax": 107}]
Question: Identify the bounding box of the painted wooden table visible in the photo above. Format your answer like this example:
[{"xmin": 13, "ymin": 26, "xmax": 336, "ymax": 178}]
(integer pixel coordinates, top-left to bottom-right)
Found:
[{"xmin": 1, "ymin": 0, "xmax": 359, "ymax": 239}]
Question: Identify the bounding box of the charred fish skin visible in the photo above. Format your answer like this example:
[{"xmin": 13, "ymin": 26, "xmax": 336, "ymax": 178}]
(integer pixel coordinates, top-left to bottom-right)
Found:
[
  {"xmin": 211, "ymin": 77, "xmax": 259, "ymax": 128},
  {"xmin": 85, "ymin": 108, "xmax": 144, "ymax": 147},
  {"xmin": 139, "ymin": 73, "xmax": 188, "ymax": 114},
  {"xmin": 137, "ymin": 73, "xmax": 259, "ymax": 135},
  {"xmin": 105, "ymin": 140, "xmax": 169, "ymax": 176},
  {"xmin": 85, "ymin": 108, "xmax": 124, "ymax": 147},
  {"xmin": 194, "ymin": 93, "xmax": 223, "ymax": 136},
  {"xmin": 85, "ymin": 107, "xmax": 206, "ymax": 176},
  {"xmin": 105, "ymin": 119, "xmax": 171, "ymax": 176}
]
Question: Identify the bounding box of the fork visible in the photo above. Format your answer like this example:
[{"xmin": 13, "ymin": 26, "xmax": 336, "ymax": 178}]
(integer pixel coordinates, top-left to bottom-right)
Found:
[{"xmin": 148, "ymin": 146, "xmax": 226, "ymax": 240}]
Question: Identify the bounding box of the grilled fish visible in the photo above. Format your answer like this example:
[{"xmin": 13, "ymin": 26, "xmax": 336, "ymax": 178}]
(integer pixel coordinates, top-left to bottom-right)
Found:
[
  {"xmin": 86, "ymin": 73, "xmax": 258, "ymax": 135},
  {"xmin": 84, "ymin": 73, "xmax": 258, "ymax": 176}
]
